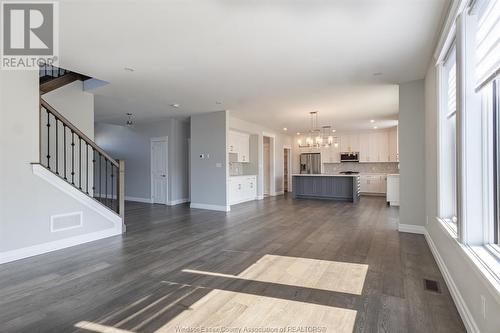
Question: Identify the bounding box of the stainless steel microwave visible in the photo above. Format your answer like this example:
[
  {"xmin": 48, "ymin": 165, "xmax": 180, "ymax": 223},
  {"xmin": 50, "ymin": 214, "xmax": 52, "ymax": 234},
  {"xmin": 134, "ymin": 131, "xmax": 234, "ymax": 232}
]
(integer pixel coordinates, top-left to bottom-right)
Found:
[{"xmin": 340, "ymin": 152, "xmax": 359, "ymax": 162}]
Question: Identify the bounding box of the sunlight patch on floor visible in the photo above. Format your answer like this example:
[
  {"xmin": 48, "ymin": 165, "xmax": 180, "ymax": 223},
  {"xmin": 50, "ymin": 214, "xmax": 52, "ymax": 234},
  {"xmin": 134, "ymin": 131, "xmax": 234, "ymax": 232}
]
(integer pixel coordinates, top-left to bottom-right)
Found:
[
  {"xmin": 184, "ymin": 254, "xmax": 368, "ymax": 295},
  {"xmin": 74, "ymin": 321, "xmax": 135, "ymax": 333},
  {"xmin": 155, "ymin": 289, "xmax": 357, "ymax": 333}
]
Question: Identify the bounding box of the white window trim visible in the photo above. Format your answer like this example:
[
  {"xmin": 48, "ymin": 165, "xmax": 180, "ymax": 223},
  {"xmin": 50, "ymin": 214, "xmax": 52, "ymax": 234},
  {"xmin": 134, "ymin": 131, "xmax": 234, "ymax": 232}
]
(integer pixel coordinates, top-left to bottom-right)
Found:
[{"xmin": 437, "ymin": 43, "xmax": 459, "ymax": 230}]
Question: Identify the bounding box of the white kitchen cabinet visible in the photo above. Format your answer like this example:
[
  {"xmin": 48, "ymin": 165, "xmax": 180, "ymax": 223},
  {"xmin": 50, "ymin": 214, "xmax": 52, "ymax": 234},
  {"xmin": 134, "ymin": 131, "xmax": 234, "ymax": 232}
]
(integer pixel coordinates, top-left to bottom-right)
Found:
[
  {"xmin": 229, "ymin": 175, "xmax": 257, "ymax": 205},
  {"xmin": 376, "ymin": 132, "xmax": 389, "ymax": 162},
  {"xmin": 320, "ymin": 141, "xmax": 341, "ymax": 164},
  {"xmin": 386, "ymin": 174, "xmax": 400, "ymax": 206},
  {"xmin": 359, "ymin": 174, "xmax": 387, "ymax": 194},
  {"xmin": 340, "ymin": 134, "xmax": 359, "ymax": 153},
  {"xmin": 388, "ymin": 126, "xmax": 399, "ymax": 162},
  {"xmin": 359, "ymin": 133, "xmax": 371, "ymax": 162},
  {"xmin": 359, "ymin": 131, "xmax": 392, "ymax": 163},
  {"xmin": 228, "ymin": 131, "xmax": 250, "ymax": 163}
]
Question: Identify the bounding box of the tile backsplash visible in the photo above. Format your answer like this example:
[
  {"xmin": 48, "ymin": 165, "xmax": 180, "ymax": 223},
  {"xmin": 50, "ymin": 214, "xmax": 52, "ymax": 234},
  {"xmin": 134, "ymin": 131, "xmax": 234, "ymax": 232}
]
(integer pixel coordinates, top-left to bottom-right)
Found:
[
  {"xmin": 229, "ymin": 162, "xmax": 244, "ymax": 176},
  {"xmin": 322, "ymin": 162, "xmax": 399, "ymax": 174}
]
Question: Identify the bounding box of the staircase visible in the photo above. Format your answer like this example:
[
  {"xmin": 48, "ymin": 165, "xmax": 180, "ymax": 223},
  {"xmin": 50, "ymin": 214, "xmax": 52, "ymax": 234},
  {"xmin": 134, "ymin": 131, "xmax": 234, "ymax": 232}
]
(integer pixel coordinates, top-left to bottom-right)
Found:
[
  {"xmin": 39, "ymin": 64, "xmax": 90, "ymax": 94},
  {"xmin": 37, "ymin": 66, "xmax": 125, "ymax": 220}
]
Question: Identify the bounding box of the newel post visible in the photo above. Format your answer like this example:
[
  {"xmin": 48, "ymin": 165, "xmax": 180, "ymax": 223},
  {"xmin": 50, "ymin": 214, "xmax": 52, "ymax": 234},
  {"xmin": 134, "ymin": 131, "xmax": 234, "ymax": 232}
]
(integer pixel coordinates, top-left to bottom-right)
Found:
[{"xmin": 118, "ymin": 159, "xmax": 126, "ymax": 233}]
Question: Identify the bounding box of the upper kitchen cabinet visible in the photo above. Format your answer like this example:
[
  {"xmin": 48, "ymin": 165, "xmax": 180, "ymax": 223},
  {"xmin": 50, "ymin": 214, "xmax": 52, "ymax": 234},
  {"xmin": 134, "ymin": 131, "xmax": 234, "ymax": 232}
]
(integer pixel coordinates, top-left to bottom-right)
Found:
[
  {"xmin": 340, "ymin": 134, "xmax": 359, "ymax": 152},
  {"xmin": 228, "ymin": 130, "xmax": 250, "ymax": 163},
  {"xmin": 359, "ymin": 130, "xmax": 392, "ymax": 163},
  {"xmin": 320, "ymin": 139, "xmax": 341, "ymax": 163},
  {"xmin": 388, "ymin": 126, "xmax": 399, "ymax": 162}
]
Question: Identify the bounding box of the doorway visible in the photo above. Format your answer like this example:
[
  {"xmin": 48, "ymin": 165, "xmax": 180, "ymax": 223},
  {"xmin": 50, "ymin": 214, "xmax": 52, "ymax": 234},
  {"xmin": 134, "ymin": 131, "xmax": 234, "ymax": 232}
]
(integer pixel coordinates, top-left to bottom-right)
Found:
[
  {"xmin": 151, "ymin": 137, "xmax": 168, "ymax": 205},
  {"xmin": 263, "ymin": 137, "xmax": 271, "ymax": 196},
  {"xmin": 283, "ymin": 147, "xmax": 291, "ymax": 192},
  {"xmin": 262, "ymin": 134, "xmax": 275, "ymax": 197}
]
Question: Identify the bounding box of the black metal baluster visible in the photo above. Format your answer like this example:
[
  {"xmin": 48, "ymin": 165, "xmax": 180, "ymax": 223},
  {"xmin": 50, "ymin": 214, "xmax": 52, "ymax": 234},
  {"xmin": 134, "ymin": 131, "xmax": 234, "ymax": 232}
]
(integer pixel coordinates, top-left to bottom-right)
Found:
[
  {"xmin": 46, "ymin": 110, "xmax": 50, "ymax": 169},
  {"xmin": 55, "ymin": 118, "xmax": 58, "ymax": 174},
  {"xmin": 63, "ymin": 124, "xmax": 67, "ymax": 180},
  {"xmin": 86, "ymin": 143, "xmax": 89, "ymax": 194},
  {"xmin": 111, "ymin": 164, "xmax": 114, "ymax": 211},
  {"xmin": 79, "ymin": 138, "xmax": 82, "ymax": 189},
  {"xmin": 104, "ymin": 157, "xmax": 108, "ymax": 203},
  {"xmin": 71, "ymin": 130, "xmax": 75, "ymax": 185},
  {"xmin": 92, "ymin": 149, "xmax": 96, "ymax": 196},
  {"xmin": 99, "ymin": 153, "xmax": 102, "ymax": 202}
]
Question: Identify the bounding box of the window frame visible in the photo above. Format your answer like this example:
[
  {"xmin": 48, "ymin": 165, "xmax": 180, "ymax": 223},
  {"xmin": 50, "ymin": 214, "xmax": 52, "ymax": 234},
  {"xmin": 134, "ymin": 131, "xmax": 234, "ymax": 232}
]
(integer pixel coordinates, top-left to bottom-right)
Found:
[
  {"xmin": 493, "ymin": 79, "xmax": 499, "ymax": 245},
  {"xmin": 437, "ymin": 42, "xmax": 459, "ymax": 237}
]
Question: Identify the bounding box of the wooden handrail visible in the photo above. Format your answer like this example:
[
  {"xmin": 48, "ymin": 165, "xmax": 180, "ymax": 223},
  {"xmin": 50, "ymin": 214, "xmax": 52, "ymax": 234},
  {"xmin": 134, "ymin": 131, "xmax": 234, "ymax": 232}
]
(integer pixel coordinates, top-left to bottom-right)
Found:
[{"xmin": 40, "ymin": 98, "xmax": 119, "ymax": 167}]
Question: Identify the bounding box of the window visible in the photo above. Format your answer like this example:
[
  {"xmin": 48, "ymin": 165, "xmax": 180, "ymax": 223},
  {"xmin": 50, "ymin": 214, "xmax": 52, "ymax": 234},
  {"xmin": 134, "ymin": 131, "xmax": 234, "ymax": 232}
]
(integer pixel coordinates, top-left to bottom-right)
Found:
[
  {"xmin": 439, "ymin": 45, "xmax": 458, "ymax": 229},
  {"xmin": 473, "ymin": 0, "xmax": 500, "ymax": 246}
]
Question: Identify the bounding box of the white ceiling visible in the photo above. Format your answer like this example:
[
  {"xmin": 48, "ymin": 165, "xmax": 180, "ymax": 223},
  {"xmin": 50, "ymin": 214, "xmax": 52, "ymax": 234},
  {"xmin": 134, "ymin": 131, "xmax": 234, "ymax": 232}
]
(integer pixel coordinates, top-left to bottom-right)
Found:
[{"xmin": 58, "ymin": 0, "xmax": 449, "ymax": 132}]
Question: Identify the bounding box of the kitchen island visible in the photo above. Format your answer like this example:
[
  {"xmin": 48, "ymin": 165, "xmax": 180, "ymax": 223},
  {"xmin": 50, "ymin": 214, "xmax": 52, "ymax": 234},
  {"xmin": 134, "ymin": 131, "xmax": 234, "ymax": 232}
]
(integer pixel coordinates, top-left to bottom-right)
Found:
[{"xmin": 292, "ymin": 174, "xmax": 360, "ymax": 202}]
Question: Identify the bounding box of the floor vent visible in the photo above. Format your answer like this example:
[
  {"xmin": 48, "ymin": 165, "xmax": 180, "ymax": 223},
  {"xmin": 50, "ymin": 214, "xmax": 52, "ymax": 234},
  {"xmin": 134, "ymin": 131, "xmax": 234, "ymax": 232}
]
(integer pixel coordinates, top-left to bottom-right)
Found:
[{"xmin": 423, "ymin": 279, "xmax": 441, "ymax": 293}]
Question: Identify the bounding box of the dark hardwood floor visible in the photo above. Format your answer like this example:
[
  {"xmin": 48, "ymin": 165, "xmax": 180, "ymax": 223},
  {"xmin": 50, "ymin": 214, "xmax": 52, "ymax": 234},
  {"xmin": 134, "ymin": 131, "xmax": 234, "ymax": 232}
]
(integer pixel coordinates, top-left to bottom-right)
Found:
[{"xmin": 0, "ymin": 195, "xmax": 465, "ymax": 332}]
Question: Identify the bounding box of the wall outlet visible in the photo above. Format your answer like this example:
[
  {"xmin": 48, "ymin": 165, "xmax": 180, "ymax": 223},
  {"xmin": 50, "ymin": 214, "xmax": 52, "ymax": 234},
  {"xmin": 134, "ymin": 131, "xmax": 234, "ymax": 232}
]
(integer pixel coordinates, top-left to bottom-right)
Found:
[
  {"xmin": 216, "ymin": 162, "xmax": 222, "ymax": 168},
  {"xmin": 426, "ymin": 216, "xmax": 429, "ymax": 225},
  {"xmin": 481, "ymin": 295, "xmax": 486, "ymax": 319}
]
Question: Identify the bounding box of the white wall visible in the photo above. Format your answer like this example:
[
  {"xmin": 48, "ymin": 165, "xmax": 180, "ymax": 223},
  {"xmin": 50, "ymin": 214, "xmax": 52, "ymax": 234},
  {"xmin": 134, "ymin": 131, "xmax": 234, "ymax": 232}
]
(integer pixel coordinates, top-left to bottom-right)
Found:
[
  {"xmin": 399, "ymin": 80, "xmax": 426, "ymax": 227},
  {"xmin": 424, "ymin": 63, "xmax": 500, "ymax": 333},
  {"xmin": 190, "ymin": 111, "xmax": 229, "ymax": 210},
  {"xmin": 43, "ymin": 81, "xmax": 95, "ymax": 138},
  {"xmin": 0, "ymin": 71, "xmax": 119, "ymax": 261},
  {"xmin": 229, "ymin": 116, "xmax": 292, "ymax": 196},
  {"xmin": 94, "ymin": 118, "xmax": 189, "ymax": 203}
]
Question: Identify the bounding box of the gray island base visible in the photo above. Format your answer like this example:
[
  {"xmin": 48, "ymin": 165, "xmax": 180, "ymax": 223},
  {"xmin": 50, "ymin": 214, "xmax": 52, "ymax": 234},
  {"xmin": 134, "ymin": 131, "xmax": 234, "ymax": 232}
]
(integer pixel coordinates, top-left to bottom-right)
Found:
[{"xmin": 292, "ymin": 174, "xmax": 360, "ymax": 202}]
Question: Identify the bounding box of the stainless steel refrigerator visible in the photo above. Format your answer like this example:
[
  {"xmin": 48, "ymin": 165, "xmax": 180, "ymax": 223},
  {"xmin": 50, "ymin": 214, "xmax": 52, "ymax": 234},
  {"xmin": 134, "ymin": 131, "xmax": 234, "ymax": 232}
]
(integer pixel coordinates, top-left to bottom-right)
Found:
[{"xmin": 300, "ymin": 153, "xmax": 321, "ymax": 174}]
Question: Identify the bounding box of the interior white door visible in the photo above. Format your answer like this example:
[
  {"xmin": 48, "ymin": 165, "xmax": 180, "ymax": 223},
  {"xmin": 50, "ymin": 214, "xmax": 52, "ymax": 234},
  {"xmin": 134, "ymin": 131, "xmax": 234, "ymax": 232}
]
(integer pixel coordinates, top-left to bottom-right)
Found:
[{"xmin": 151, "ymin": 138, "xmax": 168, "ymax": 204}]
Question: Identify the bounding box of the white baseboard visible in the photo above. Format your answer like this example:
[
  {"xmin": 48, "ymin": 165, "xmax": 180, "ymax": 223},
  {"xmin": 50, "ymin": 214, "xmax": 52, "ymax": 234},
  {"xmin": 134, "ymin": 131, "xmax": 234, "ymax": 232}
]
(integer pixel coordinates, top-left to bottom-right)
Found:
[
  {"xmin": 0, "ymin": 227, "xmax": 122, "ymax": 265},
  {"xmin": 398, "ymin": 223, "xmax": 426, "ymax": 234},
  {"xmin": 125, "ymin": 196, "xmax": 153, "ymax": 204},
  {"xmin": 257, "ymin": 195, "xmax": 264, "ymax": 200},
  {"xmin": 273, "ymin": 191, "xmax": 284, "ymax": 196},
  {"xmin": 190, "ymin": 203, "xmax": 230, "ymax": 212},
  {"xmin": 167, "ymin": 198, "xmax": 190, "ymax": 206},
  {"xmin": 229, "ymin": 196, "xmax": 258, "ymax": 206},
  {"xmin": 424, "ymin": 230, "xmax": 480, "ymax": 333}
]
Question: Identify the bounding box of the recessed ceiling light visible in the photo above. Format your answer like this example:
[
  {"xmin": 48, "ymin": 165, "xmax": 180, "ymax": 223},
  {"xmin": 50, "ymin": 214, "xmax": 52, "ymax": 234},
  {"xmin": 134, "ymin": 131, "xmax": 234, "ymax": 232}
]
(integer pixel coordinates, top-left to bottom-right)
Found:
[
  {"xmin": 370, "ymin": 119, "xmax": 375, "ymax": 123},
  {"xmin": 124, "ymin": 67, "xmax": 135, "ymax": 72},
  {"xmin": 373, "ymin": 72, "xmax": 383, "ymax": 76},
  {"xmin": 283, "ymin": 127, "xmax": 288, "ymax": 131},
  {"xmin": 296, "ymin": 132, "xmax": 301, "ymax": 135},
  {"xmin": 331, "ymin": 129, "xmax": 337, "ymax": 133},
  {"xmin": 373, "ymin": 126, "xmax": 378, "ymax": 129},
  {"xmin": 170, "ymin": 104, "xmax": 180, "ymax": 108}
]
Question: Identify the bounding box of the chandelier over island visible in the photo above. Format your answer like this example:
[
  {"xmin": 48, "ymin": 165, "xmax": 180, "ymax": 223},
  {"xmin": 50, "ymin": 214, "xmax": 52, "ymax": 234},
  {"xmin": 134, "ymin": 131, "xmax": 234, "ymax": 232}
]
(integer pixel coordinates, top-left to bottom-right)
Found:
[{"xmin": 297, "ymin": 111, "xmax": 339, "ymax": 148}]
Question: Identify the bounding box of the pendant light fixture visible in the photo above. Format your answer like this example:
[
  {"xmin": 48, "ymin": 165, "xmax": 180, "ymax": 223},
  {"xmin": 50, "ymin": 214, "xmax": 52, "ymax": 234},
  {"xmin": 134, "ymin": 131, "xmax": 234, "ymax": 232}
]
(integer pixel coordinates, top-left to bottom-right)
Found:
[{"xmin": 298, "ymin": 111, "xmax": 336, "ymax": 148}]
